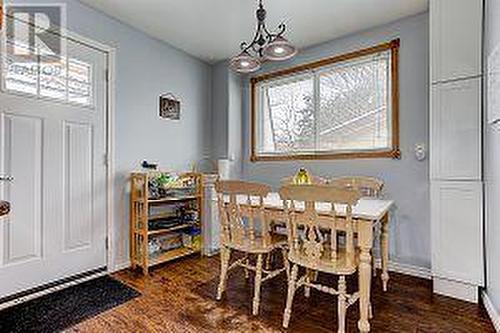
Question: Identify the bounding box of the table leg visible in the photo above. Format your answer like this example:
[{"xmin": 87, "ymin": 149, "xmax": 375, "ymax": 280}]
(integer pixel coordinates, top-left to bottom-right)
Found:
[
  {"xmin": 380, "ymin": 213, "xmax": 390, "ymax": 292},
  {"xmin": 358, "ymin": 221, "xmax": 372, "ymax": 333}
]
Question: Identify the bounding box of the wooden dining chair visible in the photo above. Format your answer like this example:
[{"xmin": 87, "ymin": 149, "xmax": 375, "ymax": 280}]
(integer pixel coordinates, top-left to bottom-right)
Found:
[
  {"xmin": 279, "ymin": 184, "xmax": 367, "ymax": 332},
  {"xmin": 329, "ymin": 176, "xmax": 384, "ymax": 197},
  {"xmin": 215, "ymin": 180, "xmax": 288, "ymax": 315},
  {"xmin": 330, "ymin": 176, "xmax": 384, "ymax": 277}
]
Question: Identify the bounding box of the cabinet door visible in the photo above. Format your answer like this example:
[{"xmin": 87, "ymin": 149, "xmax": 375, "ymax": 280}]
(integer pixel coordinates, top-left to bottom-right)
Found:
[
  {"xmin": 430, "ymin": 0, "xmax": 482, "ymax": 82},
  {"xmin": 431, "ymin": 181, "xmax": 484, "ymax": 286},
  {"xmin": 431, "ymin": 78, "xmax": 481, "ymax": 180}
]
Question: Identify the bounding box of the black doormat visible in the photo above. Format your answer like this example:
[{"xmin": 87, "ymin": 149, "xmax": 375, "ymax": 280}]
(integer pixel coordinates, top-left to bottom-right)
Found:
[{"xmin": 0, "ymin": 275, "xmax": 140, "ymax": 333}]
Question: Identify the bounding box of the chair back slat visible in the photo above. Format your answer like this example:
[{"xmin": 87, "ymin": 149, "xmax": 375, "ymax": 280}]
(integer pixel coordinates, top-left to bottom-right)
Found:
[
  {"xmin": 279, "ymin": 184, "xmax": 361, "ymax": 270},
  {"xmin": 215, "ymin": 180, "xmax": 271, "ymax": 249},
  {"xmin": 330, "ymin": 204, "xmax": 337, "ymax": 263},
  {"xmin": 330, "ymin": 176, "xmax": 384, "ymax": 197}
]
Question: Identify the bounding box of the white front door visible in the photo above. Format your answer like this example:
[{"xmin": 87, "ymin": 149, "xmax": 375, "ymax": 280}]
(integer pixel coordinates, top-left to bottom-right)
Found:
[{"xmin": 0, "ymin": 29, "xmax": 108, "ymax": 298}]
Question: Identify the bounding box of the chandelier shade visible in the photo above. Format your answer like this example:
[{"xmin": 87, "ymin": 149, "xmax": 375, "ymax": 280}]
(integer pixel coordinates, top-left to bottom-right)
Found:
[
  {"xmin": 263, "ymin": 36, "xmax": 298, "ymax": 61},
  {"xmin": 229, "ymin": 50, "xmax": 261, "ymax": 73},
  {"xmin": 229, "ymin": 0, "xmax": 297, "ymax": 73}
]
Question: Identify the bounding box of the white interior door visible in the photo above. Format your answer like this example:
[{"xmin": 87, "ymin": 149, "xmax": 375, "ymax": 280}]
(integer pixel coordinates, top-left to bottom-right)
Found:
[{"xmin": 0, "ymin": 26, "xmax": 108, "ymax": 299}]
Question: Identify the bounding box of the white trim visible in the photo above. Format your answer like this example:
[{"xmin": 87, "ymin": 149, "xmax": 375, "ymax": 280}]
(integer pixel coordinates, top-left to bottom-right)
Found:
[
  {"xmin": 203, "ymin": 245, "xmax": 432, "ymax": 280},
  {"xmin": 374, "ymin": 259, "xmax": 432, "ymax": 280},
  {"xmin": 0, "ymin": 270, "xmax": 107, "ymax": 311},
  {"xmin": 197, "ymin": 252, "xmax": 431, "ymax": 280},
  {"xmin": 105, "ymin": 47, "xmax": 117, "ymax": 272},
  {"xmin": 62, "ymin": 30, "xmax": 117, "ymax": 274},
  {"xmin": 111, "ymin": 261, "xmax": 131, "ymax": 273},
  {"xmin": 433, "ymin": 277, "xmax": 479, "ymax": 303},
  {"xmin": 0, "ymin": 7, "xmax": 118, "ymax": 296},
  {"xmin": 482, "ymin": 291, "xmax": 500, "ymax": 332},
  {"xmin": 204, "ymin": 249, "xmax": 220, "ymax": 257}
]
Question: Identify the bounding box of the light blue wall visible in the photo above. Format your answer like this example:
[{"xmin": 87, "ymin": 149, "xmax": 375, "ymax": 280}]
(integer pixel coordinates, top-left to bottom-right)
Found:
[
  {"xmin": 12, "ymin": 0, "xmax": 212, "ymax": 266},
  {"xmin": 240, "ymin": 13, "xmax": 430, "ymax": 268},
  {"xmin": 485, "ymin": 0, "xmax": 500, "ymax": 314},
  {"xmin": 228, "ymin": 69, "xmax": 243, "ymax": 178},
  {"xmin": 6, "ymin": 1, "xmax": 431, "ymax": 272},
  {"xmin": 211, "ymin": 62, "xmax": 229, "ymax": 159},
  {"xmin": 211, "ymin": 61, "xmax": 243, "ymax": 178}
]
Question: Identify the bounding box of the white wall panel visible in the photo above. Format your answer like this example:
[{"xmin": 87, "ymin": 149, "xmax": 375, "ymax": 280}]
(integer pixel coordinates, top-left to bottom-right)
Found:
[
  {"xmin": 431, "ymin": 181, "xmax": 484, "ymax": 286},
  {"xmin": 1, "ymin": 114, "xmax": 42, "ymax": 265},
  {"xmin": 431, "ymin": 78, "xmax": 482, "ymax": 180},
  {"xmin": 63, "ymin": 122, "xmax": 93, "ymax": 252},
  {"xmin": 430, "ymin": 0, "xmax": 483, "ymax": 82}
]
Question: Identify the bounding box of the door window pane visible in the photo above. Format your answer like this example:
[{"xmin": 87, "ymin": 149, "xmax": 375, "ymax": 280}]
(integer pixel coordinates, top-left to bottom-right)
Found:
[
  {"xmin": 40, "ymin": 55, "xmax": 67, "ymax": 100},
  {"xmin": 1, "ymin": 19, "xmax": 95, "ymax": 108},
  {"xmin": 68, "ymin": 59, "xmax": 92, "ymax": 105},
  {"xmin": 3, "ymin": 40, "xmax": 38, "ymax": 95}
]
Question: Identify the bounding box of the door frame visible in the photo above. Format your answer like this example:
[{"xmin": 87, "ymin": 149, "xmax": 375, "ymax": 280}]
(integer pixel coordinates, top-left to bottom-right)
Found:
[
  {"xmin": 39, "ymin": 28, "xmax": 117, "ymax": 273},
  {"xmin": 3, "ymin": 27, "xmax": 117, "ymax": 269},
  {"xmin": 0, "ymin": 20, "xmax": 117, "ymax": 306},
  {"xmin": 45, "ymin": 28, "xmax": 117, "ymax": 273},
  {"xmin": 70, "ymin": 33, "xmax": 117, "ymax": 273}
]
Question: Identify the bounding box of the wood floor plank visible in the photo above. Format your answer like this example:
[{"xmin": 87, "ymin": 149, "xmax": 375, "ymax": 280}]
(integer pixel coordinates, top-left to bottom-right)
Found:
[{"xmin": 68, "ymin": 255, "xmax": 495, "ymax": 332}]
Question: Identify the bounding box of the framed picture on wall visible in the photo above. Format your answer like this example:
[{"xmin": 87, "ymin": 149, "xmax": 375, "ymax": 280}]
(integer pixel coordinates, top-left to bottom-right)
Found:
[{"xmin": 159, "ymin": 93, "xmax": 181, "ymax": 120}]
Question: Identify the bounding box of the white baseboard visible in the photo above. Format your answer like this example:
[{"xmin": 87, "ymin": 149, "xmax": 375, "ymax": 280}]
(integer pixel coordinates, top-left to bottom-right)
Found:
[
  {"xmin": 111, "ymin": 255, "xmax": 432, "ymax": 282},
  {"xmin": 204, "ymin": 249, "xmax": 220, "ymax": 257},
  {"xmin": 482, "ymin": 291, "xmax": 500, "ymax": 332},
  {"xmin": 203, "ymin": 247, "xmax": 431, "ymax": 280},
  {"xmin": 374, "ymin": 259, "xmax": 431, "ymax": 280},
  {"xmin": 433, "ymin": 277, "xmax": 479, "ymax": 303},
  {"xmin": 111, "ymin": 261, "xmax": 131, "ymax": 272}
]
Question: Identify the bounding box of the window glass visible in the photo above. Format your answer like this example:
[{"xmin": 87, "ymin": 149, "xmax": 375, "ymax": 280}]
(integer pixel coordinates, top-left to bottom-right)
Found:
[{"xmin": 252, "ymin": 45, "xmax": 398, "ymax": 160}]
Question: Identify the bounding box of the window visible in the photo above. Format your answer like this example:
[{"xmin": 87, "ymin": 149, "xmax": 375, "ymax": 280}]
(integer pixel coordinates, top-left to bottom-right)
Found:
[
  {"xmin": 1, "ymin": 27, "xmax": 94, "ymax": 107},
  {"xmin": 251, "ymin": 39, "xmax": 400, "ymax": 161}
]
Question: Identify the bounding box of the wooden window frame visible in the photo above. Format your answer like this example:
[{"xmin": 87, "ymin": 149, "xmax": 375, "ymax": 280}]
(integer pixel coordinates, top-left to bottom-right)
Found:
[{"xmin": 250, "ymin": 39, "xmax": 400, "ymax": 162}]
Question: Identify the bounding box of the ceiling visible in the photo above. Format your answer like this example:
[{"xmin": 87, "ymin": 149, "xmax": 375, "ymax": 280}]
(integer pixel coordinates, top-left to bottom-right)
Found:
[{"xmin": 79, "ymin": 0, "xmax": 428, "ymax": 63}]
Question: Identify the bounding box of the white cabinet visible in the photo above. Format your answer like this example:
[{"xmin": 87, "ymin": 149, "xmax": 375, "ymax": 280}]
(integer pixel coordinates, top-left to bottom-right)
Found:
[
  {"xmin": 430, "ymin": 0, "xmax": 483, "ymax": 83},
  {"xmin": 430, "ymin": 78, "xmax": 482, "ymax": 180},
  {"xmin": 429, "ymin": 0, "xmax": 484, "ymax": 302},
  {"xmin": 431, "ymin": 181, "xmax": 484, "ymax": 287}
]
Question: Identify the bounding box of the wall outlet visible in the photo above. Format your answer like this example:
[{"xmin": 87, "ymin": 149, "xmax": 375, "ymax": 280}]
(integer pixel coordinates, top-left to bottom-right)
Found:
[{"xmin": 415, "ymin": 143, "xmax": 426, "ymax": 161}]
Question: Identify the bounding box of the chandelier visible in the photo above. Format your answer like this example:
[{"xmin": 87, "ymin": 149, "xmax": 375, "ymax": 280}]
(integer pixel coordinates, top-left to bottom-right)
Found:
[{"xmin": 229, "ymin": 0, "xmax": 297, "ymax": 73}]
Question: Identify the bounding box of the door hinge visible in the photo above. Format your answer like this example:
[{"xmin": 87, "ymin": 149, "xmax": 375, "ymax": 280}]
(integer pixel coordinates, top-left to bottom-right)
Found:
[
  {"xmin": 103, "ymin": 152, "xmax": 110, "ymax": 166},
  {"xmin": 105, "ymin": 69, "xmax": 109, "ymax": 82},
  {"xmin": 105, "ymin": 236, "xmax": 109, "ymax": 251}
]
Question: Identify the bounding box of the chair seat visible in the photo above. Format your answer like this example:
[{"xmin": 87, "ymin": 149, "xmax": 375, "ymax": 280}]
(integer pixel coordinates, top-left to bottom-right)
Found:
[
  {"xmin": 288, "ymin": 246, "xmax": 359, "ymax": 275},
  {"xmin": 226, "ymin": 233, "xmax": 287, "ymax": 254}
]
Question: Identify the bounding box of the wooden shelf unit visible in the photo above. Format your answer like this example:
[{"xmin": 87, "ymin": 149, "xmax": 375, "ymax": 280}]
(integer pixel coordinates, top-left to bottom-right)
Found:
[{"xmin": 130, "ymin": 171, "xmax": 203, "ymax": 274}]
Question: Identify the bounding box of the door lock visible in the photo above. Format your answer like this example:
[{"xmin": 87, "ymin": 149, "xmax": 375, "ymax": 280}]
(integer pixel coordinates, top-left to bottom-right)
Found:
[{"xmin": 0, "ymin": 175, "xmax": 14, "ymax": 182}]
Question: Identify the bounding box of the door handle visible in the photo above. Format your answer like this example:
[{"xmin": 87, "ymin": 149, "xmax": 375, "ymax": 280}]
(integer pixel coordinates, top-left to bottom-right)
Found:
[{"xmin": 0, "ymin": 175, "xmax": 14, "ymax": 182}]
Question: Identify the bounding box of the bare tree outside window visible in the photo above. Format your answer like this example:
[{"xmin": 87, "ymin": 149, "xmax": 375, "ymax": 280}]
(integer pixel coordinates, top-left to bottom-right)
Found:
[{"xmin": 252, "ymin": 40, "xmax": 399, "ymax": 161}]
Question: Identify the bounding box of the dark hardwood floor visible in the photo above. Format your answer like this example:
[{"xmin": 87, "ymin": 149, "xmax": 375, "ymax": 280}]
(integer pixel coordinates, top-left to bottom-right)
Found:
[{"xmin": 68, "ymin": 254, "xmax": 495, "ymax": 332}]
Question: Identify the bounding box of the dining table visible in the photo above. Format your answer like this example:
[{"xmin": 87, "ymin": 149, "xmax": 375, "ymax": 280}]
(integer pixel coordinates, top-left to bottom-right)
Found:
[{"xmin": 234, "ymin": 192, "xmax": 394, "ymax": 333}]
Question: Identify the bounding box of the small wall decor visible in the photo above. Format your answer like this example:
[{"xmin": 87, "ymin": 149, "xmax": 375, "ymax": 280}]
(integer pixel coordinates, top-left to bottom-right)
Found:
[{"xmin": 159, "ymin": 93, "xmax": 181, "ymax": 120}]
